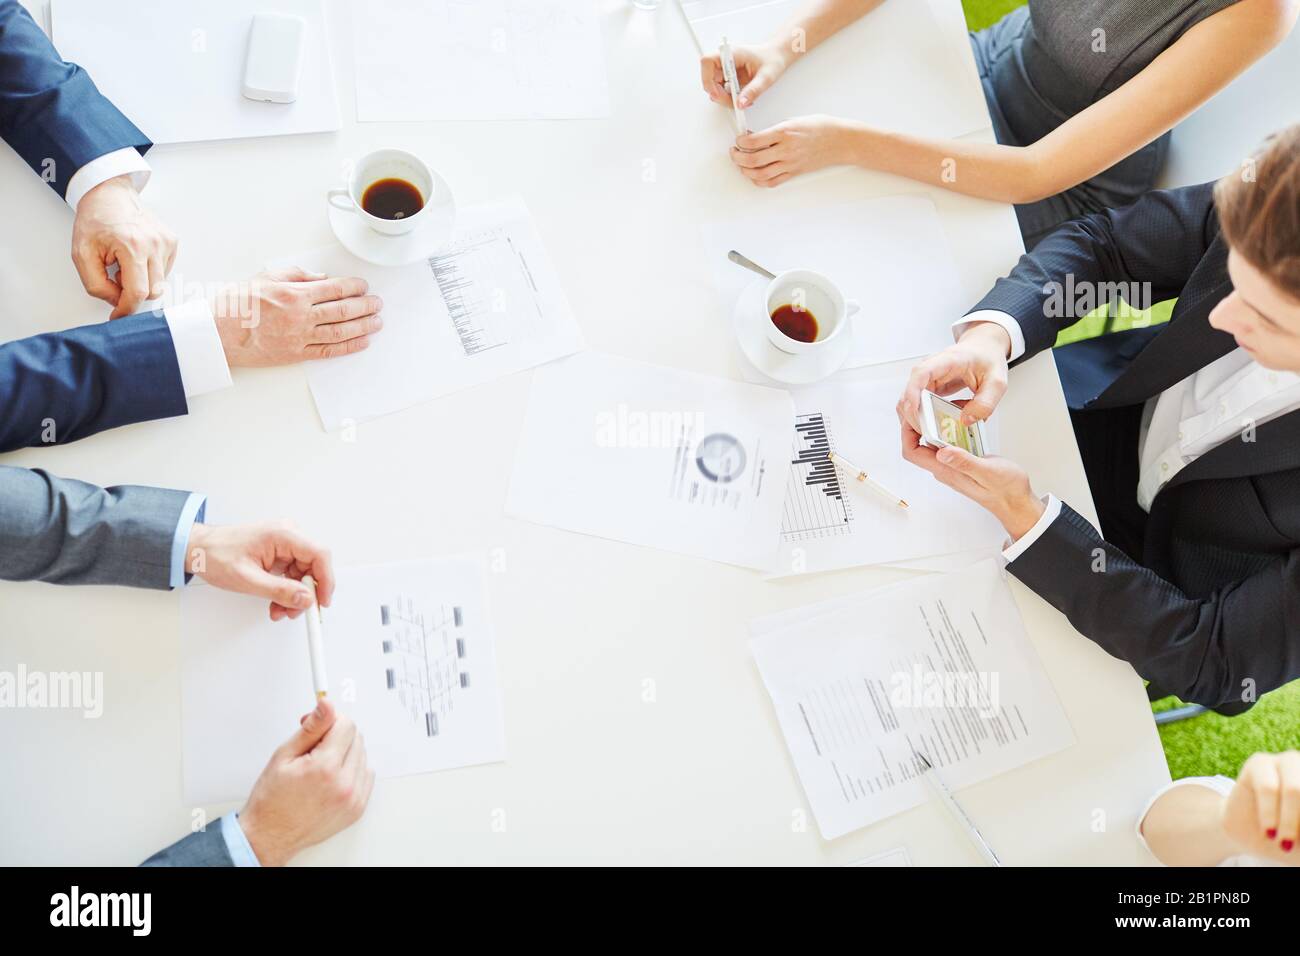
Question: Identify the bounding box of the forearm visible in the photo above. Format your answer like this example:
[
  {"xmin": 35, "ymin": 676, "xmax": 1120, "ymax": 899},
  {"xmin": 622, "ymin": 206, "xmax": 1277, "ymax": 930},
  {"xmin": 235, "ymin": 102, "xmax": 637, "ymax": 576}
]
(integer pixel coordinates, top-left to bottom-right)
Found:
[
  {"xmin": 1140, "ymin": 786, "xmax": 1239, "ymax": 867},
  {"xmin": 768, "ymin": 0, "xmax": 886, "ymax": 62}
]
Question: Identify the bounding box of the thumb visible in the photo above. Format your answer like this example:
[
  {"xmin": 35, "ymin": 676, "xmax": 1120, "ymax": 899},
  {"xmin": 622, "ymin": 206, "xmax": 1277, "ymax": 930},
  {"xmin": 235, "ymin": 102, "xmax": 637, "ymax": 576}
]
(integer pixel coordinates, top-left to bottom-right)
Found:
[
  {"xmin": 738, "ymin": 65, "xmax": 777, "ymax": 108},
  {"xmin": 962, "ymin": 378, "xmax": 1006, "ymax": 425},
  {"xmin": 935, "ymin": 445, "xmax": 977, "ymax": 472},
  {"xmin": 240, "ymin": 563, "xmax": 314, "ymax": 610},
  {"xmin": 282, "ymin": 699, "xmax": 336, "ymax": 758}
]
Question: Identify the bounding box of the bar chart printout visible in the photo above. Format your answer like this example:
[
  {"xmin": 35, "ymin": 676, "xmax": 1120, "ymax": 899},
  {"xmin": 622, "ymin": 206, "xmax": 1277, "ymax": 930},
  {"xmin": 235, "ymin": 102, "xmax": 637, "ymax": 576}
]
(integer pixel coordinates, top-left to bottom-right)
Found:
[{"xmin": 783, "ymin": 412, "xmax": 853, "ymax": 541}]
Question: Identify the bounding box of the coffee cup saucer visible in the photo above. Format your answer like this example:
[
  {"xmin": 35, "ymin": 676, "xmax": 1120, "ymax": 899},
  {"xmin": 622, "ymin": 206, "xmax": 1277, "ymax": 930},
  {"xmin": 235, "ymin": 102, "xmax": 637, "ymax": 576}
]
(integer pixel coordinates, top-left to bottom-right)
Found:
[
  {"xmin": 731, "ymin": 278, "xmax": 853, "ymax": 385},
  {"xmin": 327, "ymin": 174, "xmax": 456, "ymax": 267}
]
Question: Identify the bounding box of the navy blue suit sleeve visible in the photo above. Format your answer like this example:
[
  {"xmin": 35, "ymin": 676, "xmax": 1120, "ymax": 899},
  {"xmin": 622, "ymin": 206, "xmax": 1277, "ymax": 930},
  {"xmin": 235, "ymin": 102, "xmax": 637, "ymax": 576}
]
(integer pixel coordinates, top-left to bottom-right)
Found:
[
  {"xmin": 0, "ymin": 311, "xmax": 188, "ymax": 453},
  {"xmin": 968, "ymin": 182, "xmax": 1220, "ymax": 363},
  {"xmin": 0, "ymin": 0, "xmax": 151, "ymax": 199}
]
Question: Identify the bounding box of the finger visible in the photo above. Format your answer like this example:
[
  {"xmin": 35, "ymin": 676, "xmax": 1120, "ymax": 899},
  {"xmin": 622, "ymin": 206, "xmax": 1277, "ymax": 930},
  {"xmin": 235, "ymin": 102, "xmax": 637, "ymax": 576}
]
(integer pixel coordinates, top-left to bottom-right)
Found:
[
  {"xmin": 238, "ymin": 562, "xmax": 315, "ymax": 611},
  {"xmin": 263, "ymin": 265, "xmax": 327, "ymax": 283},
  {"xmin": 1245, "ymin": 755, "xmax": 1283, "ymax": 841},
  {"xmin": 313, "ymin": 712, "xmax": 358, "ymax": 766},
  {"xmin": 699, "ymin": 55, "xmax": 727, "ymax": 102},
  {"xmin": 163, "ymin": 233, "xmax": 179, "ymax": 274},
  {"xmin": 730, "ymin": 145, "xmax": 782, "ymax": 169},
  {"xmin": 964, "ymin": 371, "xmax": 1008, "ymax": 425},
  {"xmin": 273, "ymin": 528, "xmax": 336, "ymax": 608},
  {"xmin": 110, "ymin": 252, "xmax": 150, "ymax": 319},
  {"xmin": 757, "ymin": 170, "xmax": 792, "ymax": 189},
  {"xmin": 736, "ymin": 127, "xmax": 783, "ymax": 151},
  {"xmin": 312, "ymin": 294, "xmax": 384, "ymax": 326},
  {"xmin": 304, "ymin": 336, "xmax": 373, "ymax": 361},
  {"xmin": 72, "ymin": 247, "xmax": 122, "ymax": 306},
  {"xmin": 278, "ymin": 699, "xmax": 336, "ymax": 759},
  {"xmin": 311, "ymin": 315, "xmax": 385, "ymax": 351},
  {"xmin": 899, "ymin": 357, "xmax": 957, "ymax": 429},
  {"xmin": 147, "ymin": 249, "xmax": 167, "ymax": 300},
  {"xmin": 1276, "ymin": 751, "xmax": 1300, "ymax": 852},
  {"xmin": 301, "ymin": 275, "xmax": 369, "ymax": 305}
]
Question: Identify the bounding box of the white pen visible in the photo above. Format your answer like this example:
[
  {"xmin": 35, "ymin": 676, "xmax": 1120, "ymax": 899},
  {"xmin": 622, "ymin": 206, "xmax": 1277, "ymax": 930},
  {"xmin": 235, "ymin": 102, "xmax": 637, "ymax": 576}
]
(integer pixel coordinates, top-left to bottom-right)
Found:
[
  {"xmin": 915, "ymin": 752, "xmax": 1002, "ymax": 867},
  {"xmin": 302, "ymin": 574, "xmax": 329, "ymax": 700},
  {"xmin": 719, "ymin": 37, "xmax": 748, "ymax": 136},
  {"xmin": 828, "ymin": 451, "xmax": 909, "ymax": 510}
]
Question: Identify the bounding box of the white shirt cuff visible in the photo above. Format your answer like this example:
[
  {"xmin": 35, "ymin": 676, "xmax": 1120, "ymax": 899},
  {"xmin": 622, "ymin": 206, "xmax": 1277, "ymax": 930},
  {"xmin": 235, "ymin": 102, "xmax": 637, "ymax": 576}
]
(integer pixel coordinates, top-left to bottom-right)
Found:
[
  {"xmin": 64, "ymin": 147, "xmax": 152, "ymax": 211},
  {"xmin": 220, "ymin": 812, "xmax": 263, "ymax": 867},
  {"xmin": 954, "ymin": 309, "xmax": 1026, "ymax": 362},
  {"xmin": 163, "ymin": 299, "xmax": 232, "ymax": 398},
  {"xmin": 1001, "ymin": 493, "xmax": 1061, "ymax": 562}
]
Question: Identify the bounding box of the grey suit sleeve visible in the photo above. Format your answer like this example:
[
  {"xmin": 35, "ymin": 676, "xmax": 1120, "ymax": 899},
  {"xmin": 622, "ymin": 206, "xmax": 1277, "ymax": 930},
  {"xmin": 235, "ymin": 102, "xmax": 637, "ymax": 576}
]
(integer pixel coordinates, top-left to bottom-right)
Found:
[
  {"xmin": 0, "ymin": 465, "xmax": 190, "ymax": 589},
  {"xmin": 140, "ymin": 826, "xmax": 235, "ymax": 867}
]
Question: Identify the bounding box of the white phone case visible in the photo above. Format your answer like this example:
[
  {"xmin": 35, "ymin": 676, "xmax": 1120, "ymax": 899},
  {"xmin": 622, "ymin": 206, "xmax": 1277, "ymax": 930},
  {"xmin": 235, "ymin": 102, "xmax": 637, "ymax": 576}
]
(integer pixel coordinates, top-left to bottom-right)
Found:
[{"xmin": 242, "ymin": 12, "xmax": 306, "ymax": 104}]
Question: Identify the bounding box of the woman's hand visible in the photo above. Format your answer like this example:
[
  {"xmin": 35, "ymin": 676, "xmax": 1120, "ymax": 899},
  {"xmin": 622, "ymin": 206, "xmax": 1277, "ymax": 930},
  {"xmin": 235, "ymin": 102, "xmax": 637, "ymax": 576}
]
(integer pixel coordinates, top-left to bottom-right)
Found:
[
  {"xmin": 700, "ymin": 41, "xmax": 789, "ymax": 109},
  {"xmin": 730, "ymin": 115, "xmax": 853, "ymax": 187},
  {"xmin": 1223, "ymin": 751, "xmax": 1300, "ymax": 862}
]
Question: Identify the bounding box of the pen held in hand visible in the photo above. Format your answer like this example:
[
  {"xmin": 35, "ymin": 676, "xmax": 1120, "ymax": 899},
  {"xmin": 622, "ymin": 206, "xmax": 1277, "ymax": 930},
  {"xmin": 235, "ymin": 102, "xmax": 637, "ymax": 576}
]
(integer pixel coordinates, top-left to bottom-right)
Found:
[
  {"xmin": 828, "ymin": 451, "xmax": 909, "ymax": 510},
  {"xmin": 302, "ymin": 574, "xmax": 329, "ymax": 700}
]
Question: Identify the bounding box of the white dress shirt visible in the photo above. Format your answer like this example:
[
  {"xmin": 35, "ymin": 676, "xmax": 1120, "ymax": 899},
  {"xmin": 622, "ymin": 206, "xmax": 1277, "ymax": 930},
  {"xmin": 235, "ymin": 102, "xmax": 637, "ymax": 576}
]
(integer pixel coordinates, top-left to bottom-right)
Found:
[
  {"xmin": 64, "ymin": 146, "xmax": 152, "ymax": 211},
  {"xmin": 952, "ymin": 313, "xmax": 1300, "ymax": 557}
]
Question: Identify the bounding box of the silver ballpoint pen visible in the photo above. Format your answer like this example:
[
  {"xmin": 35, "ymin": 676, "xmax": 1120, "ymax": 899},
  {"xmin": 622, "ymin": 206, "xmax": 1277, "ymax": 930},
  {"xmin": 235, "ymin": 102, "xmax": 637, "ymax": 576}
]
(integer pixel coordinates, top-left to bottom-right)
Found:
[{"xmin": 914, "ymin": 752, "xmax": 1003, "ymax": 867}]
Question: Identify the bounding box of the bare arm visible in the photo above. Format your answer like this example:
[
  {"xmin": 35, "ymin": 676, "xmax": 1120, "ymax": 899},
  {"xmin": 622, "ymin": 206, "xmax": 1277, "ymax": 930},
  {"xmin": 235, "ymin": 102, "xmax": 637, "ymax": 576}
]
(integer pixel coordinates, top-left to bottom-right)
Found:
[
  {"xmin": 1140, "ymin": 784, "xmax": 1241, "ymax": 867},
  {"xmin": 732, "ymin": 0, "xmax": 1298, "ymax": 197}
]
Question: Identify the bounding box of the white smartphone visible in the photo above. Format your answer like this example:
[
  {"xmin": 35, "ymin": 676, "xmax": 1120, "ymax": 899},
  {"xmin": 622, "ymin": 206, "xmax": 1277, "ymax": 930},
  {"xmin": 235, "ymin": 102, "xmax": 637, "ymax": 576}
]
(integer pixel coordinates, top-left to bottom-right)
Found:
[
  {"xmin": 918, "ymin": 390, "xmax": 987, "ymax": 457},
  {"xmin": 242, "ymin": 12, "xmax": 306, "ymax": 104}
]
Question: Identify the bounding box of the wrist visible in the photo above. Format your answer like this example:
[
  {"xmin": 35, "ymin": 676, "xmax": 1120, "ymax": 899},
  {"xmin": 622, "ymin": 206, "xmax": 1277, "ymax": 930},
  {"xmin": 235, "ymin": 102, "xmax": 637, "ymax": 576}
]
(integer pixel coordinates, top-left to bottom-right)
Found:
[
  {"xmin": 208, "ymin": 285, "xmax": 251, "ymax": 367},
  {"xmin": 185, "ymin": 522, "xmax": 210, "ymax": 579},
  {"xmin": 237, "ymin": 803, "xmax": 293, "ymax": 867},
  {"xmin": 1000, "ymin": 493, "xmax": 1046, "ymax": 542},
  {"xmin": 960, "ymin": 321, "xmax": 1013, "ymax": 360}
]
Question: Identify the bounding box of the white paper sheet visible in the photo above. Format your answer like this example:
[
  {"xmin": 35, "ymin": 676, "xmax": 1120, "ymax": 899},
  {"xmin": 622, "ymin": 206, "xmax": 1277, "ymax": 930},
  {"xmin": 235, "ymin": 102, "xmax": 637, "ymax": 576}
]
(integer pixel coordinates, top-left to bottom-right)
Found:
[
  {"xmin": 849, "ymin": 847, "xmax": 912, "ymax": 867},
  {"xmin": 770, "ymin": 378, "xmax": 1005, "ymax": 576},
  {"xmin": 51, "ymin": 0, "xmax": 340, "ymax": 145},
  {"xmin": 702, "ymin": 194, "xmax": 967, "ymax": 374},
  {"xmin": 682, "ymin": 0, "xmax": 988, "ymax": 140},
  {"xmin": 750, "ymin": 559, "xmax": 1075, "ymax": 840},
  {"xmin": 180, "ymin": 557, "xmax": 505, "ymax": 805},
  {"xmin": 352, "ymin": 0, "xmax": 610, "ymax": 121},
  {"xmin": 288, "ymin": 197, "xmax": 586, "ymax": 429},
  {"xmin": 506, "ymin": 352, "xmax": 795, "ymax": 569}
]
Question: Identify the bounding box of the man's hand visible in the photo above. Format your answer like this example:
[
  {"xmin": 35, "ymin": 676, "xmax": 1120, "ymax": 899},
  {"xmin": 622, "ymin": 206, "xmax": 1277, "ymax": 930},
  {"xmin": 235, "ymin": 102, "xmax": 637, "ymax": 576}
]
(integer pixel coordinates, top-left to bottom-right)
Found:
[
  {"xmin": 1223, "ymin": 751, "xmax": 1300, "ymax": 862},
  {"xmin": 71, "ymin": 174, "xmax": 178, "ymax": 319},
  {"xmin": 238, "ymin": 699, "xmax": 374, "ymax": 867},
  {"xmin": 900, "ymin": 421, "xmax": 1045, "ymax": 541},
  {"xmin": 211, "ymin": 267, "xmax": 384, "ymax": 367},
  {"xmin": 897, "ymin": 321, "xmax": 1012, "ymax": 432},
  {"xmin": 731, "ymin": 115, "xmax": 852, "ymax": 188},
  {"xmin": 185, "ymin": 522, "xmax": 335, "ymax": 621}
]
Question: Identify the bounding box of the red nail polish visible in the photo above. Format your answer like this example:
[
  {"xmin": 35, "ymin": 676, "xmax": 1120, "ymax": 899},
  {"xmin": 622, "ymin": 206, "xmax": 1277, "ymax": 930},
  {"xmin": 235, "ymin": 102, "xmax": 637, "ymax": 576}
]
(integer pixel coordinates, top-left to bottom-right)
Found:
[
  {"xmin": 1267, "ymin": 828, "xmax": 1278, "ymax": 840},
  {"xmin": 1283, "ymin": 840, "xmax": 1295, "ymax": 853}
]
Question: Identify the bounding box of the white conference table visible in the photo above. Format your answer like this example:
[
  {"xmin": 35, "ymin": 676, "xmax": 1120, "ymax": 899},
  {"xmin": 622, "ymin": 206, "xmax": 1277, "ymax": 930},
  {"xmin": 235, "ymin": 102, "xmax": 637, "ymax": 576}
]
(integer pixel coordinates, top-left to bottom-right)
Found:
[{"xmin": 0, "ymin": 0, "xmax": 1169, "ymax": 865}]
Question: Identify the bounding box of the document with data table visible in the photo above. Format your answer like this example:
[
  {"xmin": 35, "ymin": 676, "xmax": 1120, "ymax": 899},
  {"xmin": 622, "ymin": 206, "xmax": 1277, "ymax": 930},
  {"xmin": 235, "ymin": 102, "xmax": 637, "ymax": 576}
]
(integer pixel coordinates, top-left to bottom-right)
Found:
[
  {"xmin": 507, "ymin": 352, "xmax": 794, "ymax": 569},
  {"xmin": 180, "ymin": 557, "xmax": 505, "ymax": 805},
  {"xmin": 750, "ymin": 560, "xmax": 1074, "ymax": 839}
]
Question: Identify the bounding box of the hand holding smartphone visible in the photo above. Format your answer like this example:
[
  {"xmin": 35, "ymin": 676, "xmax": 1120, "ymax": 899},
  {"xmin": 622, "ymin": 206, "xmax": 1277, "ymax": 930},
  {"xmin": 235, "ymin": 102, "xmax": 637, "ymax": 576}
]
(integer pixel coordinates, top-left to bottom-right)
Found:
[{"xmin": 917, "ymin": 390, "xmax": 987, "ymax": 457}]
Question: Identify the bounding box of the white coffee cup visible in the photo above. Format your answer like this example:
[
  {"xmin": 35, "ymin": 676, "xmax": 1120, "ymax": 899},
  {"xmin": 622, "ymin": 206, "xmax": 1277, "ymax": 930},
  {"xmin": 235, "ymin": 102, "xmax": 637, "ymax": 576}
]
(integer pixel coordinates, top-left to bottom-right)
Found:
[
  {"xmin": 762, "ymin": 269, "xmax": 860, "ymax": 355},
  {"xmin": 327, "ymin": 148, "xmax": 438, "ymax": 237}
]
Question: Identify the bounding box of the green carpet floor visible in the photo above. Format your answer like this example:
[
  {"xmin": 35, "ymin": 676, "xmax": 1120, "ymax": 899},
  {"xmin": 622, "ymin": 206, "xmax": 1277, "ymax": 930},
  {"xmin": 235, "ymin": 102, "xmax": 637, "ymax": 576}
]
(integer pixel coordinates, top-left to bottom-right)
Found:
[{"xmin": 959, "ymin": 0, "xmax": 1299, "ymax": 779}]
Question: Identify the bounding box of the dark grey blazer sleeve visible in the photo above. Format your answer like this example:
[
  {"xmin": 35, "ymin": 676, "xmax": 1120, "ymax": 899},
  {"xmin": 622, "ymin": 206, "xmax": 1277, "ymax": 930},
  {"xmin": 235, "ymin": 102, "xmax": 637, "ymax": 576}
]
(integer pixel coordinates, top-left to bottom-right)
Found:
[
  {"xmin": 0, "ymin": 465, "xmax": 190, "ymax": 589},
  {"xmin": 140, "ymin": 826, "xmax": 235, "ymax": 867},
  {"xmin": 1007, "ymin": 503, "xmax": 1300, "ymax": 710},
  {"xmin": 968, "ymin": 182, "xmax": 1220, "ymax": 362}
]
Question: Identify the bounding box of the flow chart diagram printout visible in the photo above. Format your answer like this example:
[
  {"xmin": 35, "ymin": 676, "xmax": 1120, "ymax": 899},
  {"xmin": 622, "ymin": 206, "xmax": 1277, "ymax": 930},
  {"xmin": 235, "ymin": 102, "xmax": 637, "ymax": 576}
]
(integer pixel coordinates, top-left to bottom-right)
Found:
[
  {"xmin": 352, "ymin": 0, "xmax": 610, "ymax": 121},
  {"xmin": 180, "ymin": 558, "xmax": 505, "ymax": 805},
  {"xmin": 773, "ymin": 379, "xmax": 1004, "ymax": 576},
  {"xmin": 507, "ymin": 352, "xmax": 795, "ymax": 569},
  {"xmin": 683, "ymin": 0, "xmax": 988, "ymax": 141},
  {"xmin": 750, "ymin": 560, "xmax": 1074, "ymax": 839},
  {"xmin": 700, "ymin": 195, "xmax": 966, "ymax": 373},
  {"xmin": 289, "ymin": 197, "xmax": 586, "ymax": 429}
]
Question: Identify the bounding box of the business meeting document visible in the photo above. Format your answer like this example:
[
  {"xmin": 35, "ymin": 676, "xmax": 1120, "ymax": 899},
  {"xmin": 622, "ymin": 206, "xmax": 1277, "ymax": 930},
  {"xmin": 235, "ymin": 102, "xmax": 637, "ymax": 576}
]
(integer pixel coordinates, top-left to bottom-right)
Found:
[
  {"xmin": 749, "ymin": 560, "xmax": 1075, "ymax": 840},
  {"xmin": 52, "ymin": 0, "xmax": 341, "ymax": 145},
  {"xmin": 507, "ymin": 352, "xmax": 794, "ymax": 569},
  {"xmin": 180, "ymin": 557, "xmax": 505, "ymax": 805},
  {"xmin": 773, "ymin": 379, "xmax": 1004, "ymax": 576},
  {"xmin": 701, "ymin": 195, "xmax": 966, "ymax": 374},
  {"xmin": 288, "ymin": 197, "xmax": 585, "ymax": 430},
  {"xmin": 352, "ymin": 0, "xmax": 610, "ymax": 121},
  {"xmin": 682, "ymin": 0, "xmax": 988, "ymax": 141}
]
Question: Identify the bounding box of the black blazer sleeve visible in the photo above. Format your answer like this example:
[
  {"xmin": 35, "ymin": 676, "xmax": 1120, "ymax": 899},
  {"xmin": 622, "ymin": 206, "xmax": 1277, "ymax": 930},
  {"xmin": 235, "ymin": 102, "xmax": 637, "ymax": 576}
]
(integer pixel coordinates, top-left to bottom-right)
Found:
[
  {"xmin": 0, "ymin": 311, "xmax": 188, "ymax": 453},
  {"xmin": 1007, "ymin": 503, "xmax": 1300, "ymax": 709},
  {"xmin": 968, "ymin": 182, "xmax": 1221, "ymax": 362}
]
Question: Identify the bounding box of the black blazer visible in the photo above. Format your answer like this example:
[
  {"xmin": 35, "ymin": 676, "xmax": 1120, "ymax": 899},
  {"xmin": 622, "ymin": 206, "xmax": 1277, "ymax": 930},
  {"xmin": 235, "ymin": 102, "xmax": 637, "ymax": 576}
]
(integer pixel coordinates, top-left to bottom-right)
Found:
[{"xmin": 970, "ymin": 182, "xmax": 1300, "ymax": 710}]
